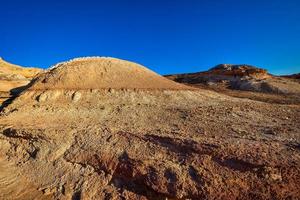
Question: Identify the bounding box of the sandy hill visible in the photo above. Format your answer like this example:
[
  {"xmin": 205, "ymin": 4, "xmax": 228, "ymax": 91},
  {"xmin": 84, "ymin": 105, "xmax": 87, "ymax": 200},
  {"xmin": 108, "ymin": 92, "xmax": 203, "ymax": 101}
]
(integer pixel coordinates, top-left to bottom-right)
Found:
[
  {"xmin": 0, "ymin": 58, "xmax": 42, "ymax": 105},
  {"xmin": 1, "ymin": 57, "xmax": 192, "ymax": 111},
  {"xmin": 0, "ymin": 57, "xmax": 41, "ymax": 79},
  {"xmin": 28, "ymin": 57, "xmax": 188, "ymax": 90}
]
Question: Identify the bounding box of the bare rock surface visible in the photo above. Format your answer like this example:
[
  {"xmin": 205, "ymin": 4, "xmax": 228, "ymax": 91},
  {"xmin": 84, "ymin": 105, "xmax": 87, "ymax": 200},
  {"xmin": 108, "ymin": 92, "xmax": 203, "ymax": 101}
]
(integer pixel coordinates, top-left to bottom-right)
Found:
[{"xmin": 0, "ymin": 58, "xmax": 299, "ymax": 199}]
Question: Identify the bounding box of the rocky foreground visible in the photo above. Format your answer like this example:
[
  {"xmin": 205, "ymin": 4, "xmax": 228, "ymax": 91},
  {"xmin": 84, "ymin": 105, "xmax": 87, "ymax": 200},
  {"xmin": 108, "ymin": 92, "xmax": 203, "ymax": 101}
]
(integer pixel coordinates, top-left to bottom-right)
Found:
[{"xmin": 0, "ymin": 58, "xmax": 299, "ymax": 200}]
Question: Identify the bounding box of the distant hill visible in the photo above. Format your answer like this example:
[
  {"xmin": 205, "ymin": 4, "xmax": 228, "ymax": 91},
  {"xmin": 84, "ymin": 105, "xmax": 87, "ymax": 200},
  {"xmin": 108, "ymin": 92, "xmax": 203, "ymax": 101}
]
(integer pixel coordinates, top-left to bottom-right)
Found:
[
  {"xmin": 165, "ymin": 64, "xmax": 300, "ymax": 104},
  {"xmin": 0, "ymin": 57, "xmax": 42, "ymax": 105},
  {"xmin": 281, "ymin": 73, "xmax": 300, "ymax": 80},
  {"xmin": 0, "ymin": 57, "xmax": 41, "ymax": 79}
]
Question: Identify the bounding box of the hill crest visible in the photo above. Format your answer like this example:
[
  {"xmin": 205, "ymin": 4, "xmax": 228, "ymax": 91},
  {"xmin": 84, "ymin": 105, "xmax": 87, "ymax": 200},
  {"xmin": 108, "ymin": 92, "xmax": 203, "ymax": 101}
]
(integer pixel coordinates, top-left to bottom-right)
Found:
[{"xmin": 28, "ymin": 57, "xmax": 189, "ymax": 90}]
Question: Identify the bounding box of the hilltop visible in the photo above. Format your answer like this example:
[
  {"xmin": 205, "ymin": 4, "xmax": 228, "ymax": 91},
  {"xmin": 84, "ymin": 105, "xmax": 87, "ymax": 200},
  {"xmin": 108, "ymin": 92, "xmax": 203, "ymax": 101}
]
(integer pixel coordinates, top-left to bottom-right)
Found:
[{"xmin": 28, "ymin": 57, "xmax": 188, "ymax": 90}]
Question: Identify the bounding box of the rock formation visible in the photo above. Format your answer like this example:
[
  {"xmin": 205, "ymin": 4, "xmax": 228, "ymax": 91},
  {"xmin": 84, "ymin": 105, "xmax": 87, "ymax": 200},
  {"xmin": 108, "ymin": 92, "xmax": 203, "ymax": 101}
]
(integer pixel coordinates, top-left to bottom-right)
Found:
[
  {"xmin": 165, "ymin": 64, "xmax": 300, "ymax": 104},
  {"xmin": 0, "ymin": 57, "xmax": 42, "ymax": 105},
  {"xmin": 208, "ymin": 64, "xmax": 269, "ymax": 78},
  {"xmin": 0, "ymin": 58, "xmax": 299, "ymax": 199}
]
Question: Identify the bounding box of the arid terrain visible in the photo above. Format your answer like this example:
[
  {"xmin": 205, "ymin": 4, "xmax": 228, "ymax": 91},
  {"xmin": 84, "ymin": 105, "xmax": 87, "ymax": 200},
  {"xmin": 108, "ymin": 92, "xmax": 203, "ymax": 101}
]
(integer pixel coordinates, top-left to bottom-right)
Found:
[
  {"xmin": 0, "ymin": 57, "xmax": 42, "ymax": 106},
  {"xmin": 0, "ymin": 58, "xmax": 299, "ymax": 200},
  {"xmin": 165, "ymin": 64, "xmax": 300, "ymax": 105}
]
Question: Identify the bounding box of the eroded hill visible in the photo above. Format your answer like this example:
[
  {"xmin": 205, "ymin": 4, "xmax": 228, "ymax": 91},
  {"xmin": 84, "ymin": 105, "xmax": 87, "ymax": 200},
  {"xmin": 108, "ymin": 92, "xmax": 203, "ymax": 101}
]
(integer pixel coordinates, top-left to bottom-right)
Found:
[
  {"xmin": 0, "ymin": 58, "xmax": 299, "ymax": 200},
  {"xmin": 0, "ymin": 58, "xmax": 42, "ymax": 105},
  {"xmin": 165, "ymin": 64, "xmax": 300, "ymax": 104}
]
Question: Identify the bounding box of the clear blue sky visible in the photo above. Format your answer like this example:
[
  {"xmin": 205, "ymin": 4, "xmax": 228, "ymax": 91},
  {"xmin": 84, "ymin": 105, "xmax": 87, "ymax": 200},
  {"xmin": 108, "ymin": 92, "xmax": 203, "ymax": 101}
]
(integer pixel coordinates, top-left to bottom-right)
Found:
[{"xmin": 0, "ymin": 0, "xmax": 299, "ymax": 75}]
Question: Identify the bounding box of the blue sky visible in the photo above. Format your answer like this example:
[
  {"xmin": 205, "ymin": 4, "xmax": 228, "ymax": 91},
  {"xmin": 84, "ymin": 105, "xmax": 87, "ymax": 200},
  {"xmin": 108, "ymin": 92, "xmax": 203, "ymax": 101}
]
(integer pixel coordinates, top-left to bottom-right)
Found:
[{"xmin": 0, "ymin": 0, "xmax": 299, "ymax": 75}]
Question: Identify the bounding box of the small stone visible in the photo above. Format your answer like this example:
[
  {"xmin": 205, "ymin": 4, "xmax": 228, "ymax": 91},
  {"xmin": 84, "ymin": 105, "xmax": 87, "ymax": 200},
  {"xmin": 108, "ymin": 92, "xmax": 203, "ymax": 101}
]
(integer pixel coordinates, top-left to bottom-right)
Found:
[
  {"xmin": 264, "ymin": 129, "xmax": 277, "ymax": 135},
  {"xmin": 36, "ymin": 93, "xmax": 48, "ymax": 102},
  {"xmin": 72, "ymin": 91, "xmax": 81, "ymax": 102},
  {"xmin": 270, "ymin": 173, "xmax": 282, "ymax": 181},
  {"xmin": 42, "ymin": 187, "xmax": 55, "ymax": 195}
]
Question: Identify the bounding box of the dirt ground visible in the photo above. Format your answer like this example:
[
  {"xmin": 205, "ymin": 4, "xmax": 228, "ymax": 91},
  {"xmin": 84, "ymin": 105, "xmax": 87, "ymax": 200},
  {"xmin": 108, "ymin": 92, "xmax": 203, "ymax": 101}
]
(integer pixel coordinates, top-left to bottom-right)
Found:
[{"xmin": 0, "ymin": 88, "xmax": 299, "ymax": 200}]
